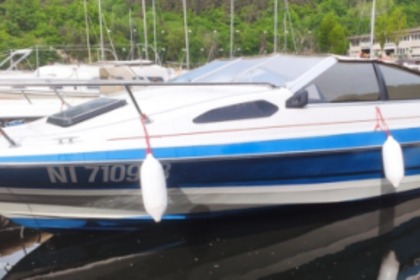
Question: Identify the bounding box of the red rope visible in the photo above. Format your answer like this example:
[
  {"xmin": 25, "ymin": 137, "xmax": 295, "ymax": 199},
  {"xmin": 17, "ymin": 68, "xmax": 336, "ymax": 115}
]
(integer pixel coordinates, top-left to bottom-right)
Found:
[
  {"xmin": 140, "ymin": 114, "xmax": 152, "ymax": 155},
  {"xmin": 374, "ymin": 107, "xmax": 391, "ymax": 136}
]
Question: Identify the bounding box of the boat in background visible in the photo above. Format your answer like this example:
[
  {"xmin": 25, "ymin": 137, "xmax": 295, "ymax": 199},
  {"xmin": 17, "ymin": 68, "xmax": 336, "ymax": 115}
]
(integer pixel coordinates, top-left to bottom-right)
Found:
[
  {"xmin": 0, "ymin": 54, "xmax": 419, "ymax": 231},
  {"xmin": 0, "ymin": 58, "xmax": 177, "ymax": 99},
  {"xmin": 0, "ymin": 56, "xmax": 179, "ymax": 126},
  {"xmin": 0, "ymin": 49, "xmax": 33, "ymax": 74},
  {"xmin": 402, "ymin": 62, "xmax": 420, "ymax": 72}
]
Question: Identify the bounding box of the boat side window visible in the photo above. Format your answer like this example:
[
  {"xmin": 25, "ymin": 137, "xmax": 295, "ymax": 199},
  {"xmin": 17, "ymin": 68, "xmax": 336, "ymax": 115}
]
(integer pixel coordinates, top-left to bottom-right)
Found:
[
  {"xmin": 302, "ymin": 84, "xmax": 323, "ymax": 103},
  {"xmin": 193, "ymin": 100, "xmax": 278, "ymax": 124},
  {"xmin": 378, "ymin": 64, "xmax": 420, "ymax": 100},
  {"xmin": 303, "ymin": 62, "xmax": 380, "ymax": 103}
]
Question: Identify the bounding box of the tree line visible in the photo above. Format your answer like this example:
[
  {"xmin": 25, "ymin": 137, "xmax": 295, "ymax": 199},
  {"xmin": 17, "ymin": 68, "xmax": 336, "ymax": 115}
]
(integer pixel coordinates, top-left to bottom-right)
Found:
[{"xmin": 0, "ymin": 0, "xmax": 418, "ymax": 69}]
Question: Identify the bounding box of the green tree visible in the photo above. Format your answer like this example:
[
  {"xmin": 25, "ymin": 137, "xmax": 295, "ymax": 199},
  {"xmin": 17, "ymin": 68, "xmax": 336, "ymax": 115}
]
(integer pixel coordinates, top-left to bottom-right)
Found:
[
  {"xmin": 317, "ymin": 12, "xmax": 348, "ymax": 54},
  {"xmin": 376, "ymin": 15, "xmax": 391, "ymax": 52},
  {"xmin": 388, "ymin": 7, "xmax": 407, "ymax": 49},
  {"xmin": 0, "ymin": 0, "xmax": 419, "ymax": 66},
  {"xmin": 330, "ymin": 24, "xmax": 348, "ymax": 54},
  {"xmin": 375, "ymin": 6, "xmax": 407, "ymax": 56}
]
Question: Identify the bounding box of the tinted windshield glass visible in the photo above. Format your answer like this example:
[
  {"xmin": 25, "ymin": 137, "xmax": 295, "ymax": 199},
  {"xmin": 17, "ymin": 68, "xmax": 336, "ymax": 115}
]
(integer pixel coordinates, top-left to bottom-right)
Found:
[
  {"xmin": 302, "ymin": 62, "xmax": 380, "ymax": 103},
  {"xmin": 172, "ymin": 55, "xmax": 326, "ymax": 87},
  {"xmin": 379, "ymin": 64, "xmax": 420, "ymax": 100}
]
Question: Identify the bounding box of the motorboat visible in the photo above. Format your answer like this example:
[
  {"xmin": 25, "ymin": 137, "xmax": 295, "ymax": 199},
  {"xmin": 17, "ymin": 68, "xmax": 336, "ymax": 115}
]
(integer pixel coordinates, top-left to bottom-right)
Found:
[{"xmin": 0, "ymin": 54, "xmax": 419, "ymax": 231}]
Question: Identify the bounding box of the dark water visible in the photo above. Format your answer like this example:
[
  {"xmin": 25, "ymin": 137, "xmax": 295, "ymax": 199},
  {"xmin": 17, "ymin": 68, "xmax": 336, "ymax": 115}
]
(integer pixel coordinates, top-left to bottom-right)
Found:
[{"xmin": 2, "ymin": 193, "xmax": 420, "ymax": 279}]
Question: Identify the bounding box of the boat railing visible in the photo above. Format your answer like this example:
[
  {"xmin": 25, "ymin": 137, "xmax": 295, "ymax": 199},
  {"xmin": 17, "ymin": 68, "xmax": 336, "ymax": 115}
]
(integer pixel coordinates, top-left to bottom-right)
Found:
[
  {"xmin": 0, "ymin": 79, "xmax": 277, "ymax": 107},
  {"xmin": 0, "ymin": 49, "xmax": 33, "ymax": 71},
  {"xmin": 0, "ymin": 79, "xmax": 278, "ymax": 107},
  {"xmin": 0, "ymin": 79, "xmax": 278, "ymax": 89}
]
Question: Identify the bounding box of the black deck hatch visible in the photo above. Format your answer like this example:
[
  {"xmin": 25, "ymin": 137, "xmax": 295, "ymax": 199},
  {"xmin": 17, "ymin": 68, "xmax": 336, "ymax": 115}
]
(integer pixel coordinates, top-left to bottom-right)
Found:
[{"xmin": 47, "ymin": 97, "xmax": 127, "ymax": 127}]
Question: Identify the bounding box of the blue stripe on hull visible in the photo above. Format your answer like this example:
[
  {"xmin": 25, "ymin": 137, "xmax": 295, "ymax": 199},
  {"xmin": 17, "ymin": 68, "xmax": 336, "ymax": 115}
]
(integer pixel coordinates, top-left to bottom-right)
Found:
[
  {"xmin": 0, "ymin": 127, "xmax": 420, "ymax": 164},
  {"xmin": 1, "ymin": 145, "xmax": 420, "ymax": 190},
  {"xmin": 9, "ymin": 217, "xmax": 155, "ymax": 231},
  {"xmin": 9, "ymin": 205, "xmax": 306, "ymax": 231},
  {"xmin": 8, "ymin": 211, "xmax": 244, "ymax": 231}
]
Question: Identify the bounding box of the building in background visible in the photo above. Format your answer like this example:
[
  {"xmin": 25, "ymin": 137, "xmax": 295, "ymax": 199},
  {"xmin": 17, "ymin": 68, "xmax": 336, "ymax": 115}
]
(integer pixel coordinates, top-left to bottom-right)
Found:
[{"xmin": 348, "ymin": 26, "xmax": 420, "ymax": 64}]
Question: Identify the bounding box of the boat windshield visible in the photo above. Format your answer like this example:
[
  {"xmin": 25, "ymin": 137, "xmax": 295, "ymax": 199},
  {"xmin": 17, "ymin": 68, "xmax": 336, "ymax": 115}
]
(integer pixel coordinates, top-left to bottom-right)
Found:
[{"xmin": 172, "ymin": 55, "xmax": 327, "ymax": 87}]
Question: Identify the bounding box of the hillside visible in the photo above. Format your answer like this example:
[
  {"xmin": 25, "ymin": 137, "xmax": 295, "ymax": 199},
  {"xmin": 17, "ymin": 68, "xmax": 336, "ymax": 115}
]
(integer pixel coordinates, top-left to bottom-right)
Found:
[{"xmin": 0, "ymin": 0, "xmax": 419, "ymax": 68}]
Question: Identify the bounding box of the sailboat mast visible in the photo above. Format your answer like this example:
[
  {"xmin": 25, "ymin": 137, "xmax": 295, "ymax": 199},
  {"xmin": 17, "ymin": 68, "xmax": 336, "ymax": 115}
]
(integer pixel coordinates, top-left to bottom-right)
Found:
[
  {"xmin": 98, "ymin": 0, "xmax": 105, "ymax": 61},
  {"xmin": 283, "ymin": 8, "xmax": 287, "ymax": 52},
  {"xmin": 369, "ymin": 0, "xmax": 376, "ymax": 58},
  {"xmin": 230, "ymin": 0, "xmax": 234, "ymax": 58},
  {"xmin": 129, "ymin": 8, "xmax": 134, "ymax": 60},
  {"xmin": 274, "ymin": 0, "xmax": 278, "ymax": 53},
  {"xmin": 182, "ymin": 0, "xmax": 190, "ymax": 69},
  {"xmin": 142, "ymin": 0, "xmax": 149, "ymax": 60},
  {"xmin": 84, "ymin": 0, "xmax": 92, "ymax": 63},
  {"xmin": 284, "ymin": 0, "xmax": 297, "ymax": 53},
  {"xmin": 152, "ymin": 0, "xmax": 158, "ymax": 64}
]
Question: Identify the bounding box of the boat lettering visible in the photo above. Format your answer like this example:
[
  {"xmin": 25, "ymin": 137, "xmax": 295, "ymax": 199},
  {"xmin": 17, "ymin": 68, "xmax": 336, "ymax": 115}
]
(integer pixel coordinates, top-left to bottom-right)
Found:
[
  {"xmin": 47, "ymin": 166, "xmax": 78, "ymax": 184},
  {"xmin": 162, "ymin": 162, "xmax": 171, "ymax": 179},
  {"xmin": 46, "ymin": 165, "xmax": 140, "ymax": 184},
  {"xmin": 47, "ymin": 163, "xmax": 171, "ymax": 184},
  {"xmin": 85, "ymin": 165, "xmax": 140, "ymax": 183}
]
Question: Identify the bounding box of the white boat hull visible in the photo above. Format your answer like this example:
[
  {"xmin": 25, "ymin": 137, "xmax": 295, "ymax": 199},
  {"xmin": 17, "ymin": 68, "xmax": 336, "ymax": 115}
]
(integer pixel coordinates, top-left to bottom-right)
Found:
[{"xmin": 1, "ymin": 55, "xmax": 420, "ymax": 231}]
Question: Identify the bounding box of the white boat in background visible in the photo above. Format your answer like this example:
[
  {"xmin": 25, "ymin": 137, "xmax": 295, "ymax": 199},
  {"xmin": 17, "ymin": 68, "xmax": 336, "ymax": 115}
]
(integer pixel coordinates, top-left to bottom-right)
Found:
[
  {"xmin": 402, "ymin": 62, "xmax": 420, "ymax": 72},
  {"xmin": 97, "ymin": 59, "xmax": 178, "ymax": 82},
  {"xmin": 0, "ymin": 56, "xmax": 179, "ymax": 126},
  {"xmin": 0, "ymin": 59, "xmax": 176, "ymax": 98},
  {"xmin": 0, "ymin": 54, "xmax": 419, "ymax": 231},
  {"xmin": 0, "ymin": 48, "xmax": 33, "ymax": 73}
]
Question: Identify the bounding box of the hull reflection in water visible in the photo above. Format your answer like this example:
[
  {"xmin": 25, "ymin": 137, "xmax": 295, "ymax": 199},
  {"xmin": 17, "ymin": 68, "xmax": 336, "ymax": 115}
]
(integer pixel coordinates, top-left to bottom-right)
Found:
[
  {"xmin": 5, "ymin": 192, "xmax": 420, "ymax": 280},
  {"xmin": 0, "ymin": 222, "xmax": 51, "ymax": 279}
]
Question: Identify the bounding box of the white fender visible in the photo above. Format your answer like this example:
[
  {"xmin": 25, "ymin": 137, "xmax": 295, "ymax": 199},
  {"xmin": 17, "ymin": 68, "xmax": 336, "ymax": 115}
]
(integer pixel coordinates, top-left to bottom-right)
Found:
[
  {"xmin": 140, "ymin": 153, "xmax": 168, "ymax": 222},
  {"xmin": 377, "ymin": 251, "xmax": 399, "ymax": 280},
  {"xmin": 382, "ymin": 135, "xmax": 405, "ymax": 188}
]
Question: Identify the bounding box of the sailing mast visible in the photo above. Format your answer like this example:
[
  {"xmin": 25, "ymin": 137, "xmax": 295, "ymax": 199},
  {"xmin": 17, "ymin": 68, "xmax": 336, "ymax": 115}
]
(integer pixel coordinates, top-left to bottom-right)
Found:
[
  {"xmin": 274, "ymin": 0, "xmax": 278, "ymax": 53},
  {"xmin": 230, "ymin": 0, "xmax": 234, "ymax": 58},
  {"xmin": 283, "ymin": 7, "xmax": 287, "ymax": 52},
  {"xmin": 281, "ymin": 0, "xmax": 297, "ymax": 53},
  {"xmin": 152, "ymin": 0, "xmax": 158, "ymax": 64},
  {"xmin": 129, "ymin": 8, "xmax": 134, "ymax": 60},
  {"xmin": 98, "ymin": 0, "xmax": 105, "ymax": 61},
  {"xmin": 182, "ymin": 0, "xmax": 190, "ymax": 69},
  {"xmin": 369, "ymin": 0, "xmax": 376, "ymax": 58},
  {"xmin": 84, "ymin": 0, "xmax": 92, "ymax": 63},
  {"xmin": 142, "ymin": 0, "xmax": 149, "ymax": 60}
]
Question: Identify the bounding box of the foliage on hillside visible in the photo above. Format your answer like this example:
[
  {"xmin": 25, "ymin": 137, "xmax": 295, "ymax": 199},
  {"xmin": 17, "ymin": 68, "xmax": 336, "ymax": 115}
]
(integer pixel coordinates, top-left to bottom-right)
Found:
[{"xmin": 0, "ymin": 0, "xmax": 418, "ymax": 68}]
